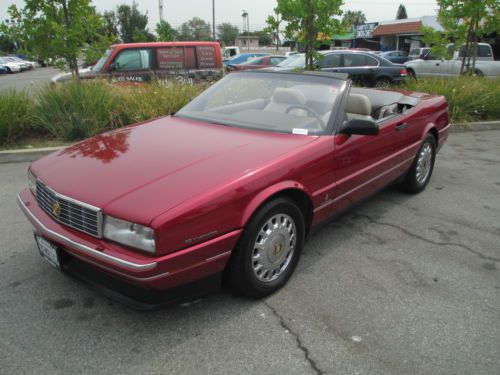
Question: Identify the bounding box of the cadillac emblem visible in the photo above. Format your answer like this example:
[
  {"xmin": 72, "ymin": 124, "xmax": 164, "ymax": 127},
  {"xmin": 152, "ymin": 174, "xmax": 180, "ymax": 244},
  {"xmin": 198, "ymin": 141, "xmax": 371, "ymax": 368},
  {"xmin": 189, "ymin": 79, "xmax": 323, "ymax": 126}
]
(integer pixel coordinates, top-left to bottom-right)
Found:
[{"xmin": 52, "ymin": 201, "xmax": 61, "ymax": 217}]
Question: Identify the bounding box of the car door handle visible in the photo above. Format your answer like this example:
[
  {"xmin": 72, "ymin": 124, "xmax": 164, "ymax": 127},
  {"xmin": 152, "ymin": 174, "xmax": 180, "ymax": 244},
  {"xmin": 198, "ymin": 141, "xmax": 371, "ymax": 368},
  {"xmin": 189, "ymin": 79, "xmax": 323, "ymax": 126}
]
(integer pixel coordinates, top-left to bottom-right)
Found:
[
  {"xmin": 435, "ymin": 63, "xmax": 440, "ymax": 66},
  {"xmin": 395, "ymin": 122, "xmax": 408, "ymax": 131}
]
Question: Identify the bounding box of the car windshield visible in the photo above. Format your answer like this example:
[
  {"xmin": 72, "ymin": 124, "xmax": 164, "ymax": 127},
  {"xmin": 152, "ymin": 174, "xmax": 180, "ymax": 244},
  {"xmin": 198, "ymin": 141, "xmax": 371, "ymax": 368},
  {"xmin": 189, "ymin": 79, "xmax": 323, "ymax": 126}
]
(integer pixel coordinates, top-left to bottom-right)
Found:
[
  {"xmin": 176, "ymin": 72, "xmax": 345, "ymax": 135},
  {"xmin": 277, "ymin": 54, "xmax": 302, "ymax": 67},
  {"xmin": 91, "ymin": 48, "xmax": 113, "ymax": 72},
  {"xmin": 284, "ymin": 54, "xmax": 306, "ymax": 68},
  {"xmin": 241, "ymin": 56, "xmax": 263, "ymax": 65}
]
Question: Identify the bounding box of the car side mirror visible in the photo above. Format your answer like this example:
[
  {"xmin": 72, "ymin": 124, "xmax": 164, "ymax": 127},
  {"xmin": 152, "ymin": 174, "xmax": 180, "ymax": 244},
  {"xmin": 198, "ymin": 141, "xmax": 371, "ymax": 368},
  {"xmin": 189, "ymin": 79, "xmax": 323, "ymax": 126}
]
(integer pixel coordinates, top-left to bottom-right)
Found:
[
  {"xmin": 342, "ymin": 118, "xmax": 379, "ymax": 136},
  {"xmin": 108, "ymin": 62, "xmax": 116, "ymax": 71}
]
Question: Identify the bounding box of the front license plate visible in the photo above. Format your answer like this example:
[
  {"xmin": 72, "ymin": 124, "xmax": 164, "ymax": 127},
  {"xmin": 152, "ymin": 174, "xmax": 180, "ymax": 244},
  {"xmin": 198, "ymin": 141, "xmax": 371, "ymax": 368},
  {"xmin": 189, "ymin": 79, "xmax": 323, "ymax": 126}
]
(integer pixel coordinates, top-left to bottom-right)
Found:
[{"xmin": 35, "ymin": 234, "xmax": 61, "ymax": 269}]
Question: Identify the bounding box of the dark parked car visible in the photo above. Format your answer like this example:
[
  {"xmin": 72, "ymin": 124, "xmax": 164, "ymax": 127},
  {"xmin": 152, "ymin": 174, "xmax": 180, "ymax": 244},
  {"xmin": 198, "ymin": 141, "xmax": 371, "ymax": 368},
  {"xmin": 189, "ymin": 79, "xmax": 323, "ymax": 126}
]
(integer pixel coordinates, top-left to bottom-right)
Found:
[
  {"xmin": 272, "ymin": 51, "xmax": 407, "ymax": 88},
  {"xmin": 379, "ymin": 50, "xmax": 409, "ymax": 64},
  {"xmin": 228, "ymin": 55, "xmax": 287, "ymax": 71},
  {"xmin": 19, "ymin": 71, "xmax": 449, "ymax": 307}
]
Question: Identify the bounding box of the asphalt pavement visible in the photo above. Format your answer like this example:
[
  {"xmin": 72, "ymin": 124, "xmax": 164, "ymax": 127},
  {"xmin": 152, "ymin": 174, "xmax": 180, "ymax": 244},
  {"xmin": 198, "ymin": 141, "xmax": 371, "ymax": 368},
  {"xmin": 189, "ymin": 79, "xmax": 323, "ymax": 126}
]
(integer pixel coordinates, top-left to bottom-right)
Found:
[
  {"xmin": 0, "ymin": 131, "xmax": 499, "ymax": 374},
  {"xmin": 0, "ymin": 67, "xmax": 61, "ymax": 91}
]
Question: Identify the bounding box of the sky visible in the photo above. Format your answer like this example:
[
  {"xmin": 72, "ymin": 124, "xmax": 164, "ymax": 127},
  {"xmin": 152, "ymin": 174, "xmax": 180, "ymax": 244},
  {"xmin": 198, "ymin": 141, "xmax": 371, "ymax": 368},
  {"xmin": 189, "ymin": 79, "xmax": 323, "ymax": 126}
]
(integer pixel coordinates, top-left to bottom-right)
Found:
[{"xmin": 2, "ymin": 0, "xmax": 439, "ymax": 32}]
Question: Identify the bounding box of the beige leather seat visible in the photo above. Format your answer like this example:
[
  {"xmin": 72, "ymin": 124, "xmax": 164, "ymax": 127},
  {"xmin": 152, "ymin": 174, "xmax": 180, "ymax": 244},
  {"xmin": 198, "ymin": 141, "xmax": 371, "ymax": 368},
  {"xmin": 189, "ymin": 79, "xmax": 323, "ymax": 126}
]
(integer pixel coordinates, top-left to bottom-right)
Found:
[
  {"xmin": 264, "ymin": 88, "xmax": 308, "ymax": 117},
  {"xmin": 346, "ymin": 93, "xmax": 373, "ymax": 121}
]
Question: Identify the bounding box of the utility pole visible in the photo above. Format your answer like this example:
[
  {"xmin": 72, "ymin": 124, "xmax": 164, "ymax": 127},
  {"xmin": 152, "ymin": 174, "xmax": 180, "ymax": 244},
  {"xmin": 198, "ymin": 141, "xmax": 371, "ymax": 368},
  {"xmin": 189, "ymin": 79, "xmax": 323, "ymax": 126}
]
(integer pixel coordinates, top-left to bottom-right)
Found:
[
  {"xmin": 212, "ymin": 0, "xmax": 216, "ymax": 41},
  {"xmin": 158, "ymin": 0, "xmax": 164, "ymax": 22}
]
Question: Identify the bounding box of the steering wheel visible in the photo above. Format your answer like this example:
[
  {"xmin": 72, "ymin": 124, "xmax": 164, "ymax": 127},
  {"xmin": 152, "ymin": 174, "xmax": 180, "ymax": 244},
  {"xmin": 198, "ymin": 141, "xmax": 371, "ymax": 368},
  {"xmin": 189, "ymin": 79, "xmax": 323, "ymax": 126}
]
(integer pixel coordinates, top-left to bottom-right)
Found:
[{"xmin": 285, "ymin": 105, "xmax": 326, "ymax": 129}]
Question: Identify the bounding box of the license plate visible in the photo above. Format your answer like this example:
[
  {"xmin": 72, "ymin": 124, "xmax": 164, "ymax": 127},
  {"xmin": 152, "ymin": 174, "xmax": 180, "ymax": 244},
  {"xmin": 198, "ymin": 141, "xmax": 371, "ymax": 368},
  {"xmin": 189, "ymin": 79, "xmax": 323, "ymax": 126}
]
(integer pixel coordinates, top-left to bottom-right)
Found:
[{"xmin": 35, "ymin": 234, "xmax": 61, "ymax": 269}]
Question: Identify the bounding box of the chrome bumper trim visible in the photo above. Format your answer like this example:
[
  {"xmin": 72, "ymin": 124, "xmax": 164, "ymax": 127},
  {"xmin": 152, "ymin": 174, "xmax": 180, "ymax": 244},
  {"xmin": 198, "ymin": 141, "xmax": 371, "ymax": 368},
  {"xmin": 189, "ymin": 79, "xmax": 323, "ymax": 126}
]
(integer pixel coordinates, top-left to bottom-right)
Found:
[{"xmin": 18, "ymin": 194, "xmax": 157, "ymax": 272}]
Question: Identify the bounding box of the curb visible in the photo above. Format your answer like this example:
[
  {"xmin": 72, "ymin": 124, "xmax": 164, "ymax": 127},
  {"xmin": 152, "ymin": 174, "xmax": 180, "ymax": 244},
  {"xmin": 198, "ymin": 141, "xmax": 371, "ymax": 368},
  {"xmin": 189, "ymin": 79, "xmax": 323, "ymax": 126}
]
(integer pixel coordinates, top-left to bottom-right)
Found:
[
  {"xmin": 1, "ymin": 121, "xmax": 499, "ymax": 164},
  {"xmin": 449, "ymin": 121, "xmax": 500, "ymax": 133},
  {"xmin": 0, "ymin": 146, "xmax": 64, "ymax": 164}
]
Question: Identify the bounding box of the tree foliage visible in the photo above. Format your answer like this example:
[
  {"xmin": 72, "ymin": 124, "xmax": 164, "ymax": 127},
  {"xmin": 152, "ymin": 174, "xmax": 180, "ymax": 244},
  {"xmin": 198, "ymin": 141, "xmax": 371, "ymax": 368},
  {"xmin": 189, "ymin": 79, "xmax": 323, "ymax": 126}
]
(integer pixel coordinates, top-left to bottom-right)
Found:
[
  {"xmin": 273, "ymin": 0, "xmax": 344, "ymax": 70},
  {"xmin": 342, "ymin": 10, "xmax": 367, "ymax": 26},
  {"xmin": 217, "ymin": 23, "xmax": 239, "ymax": 46},
  {"xmin": 156, "ymin": 20, "xmax": 177, "ymax": 41},
  {"xmin": 396, "ymin": 4, "xmax": 408, "ymax": 19},
  {"xmin": 265, "ymin": 12, "xmax": 282, "ymax": 50},
  {"xmin": 178, "ymin": 17, "xmax": 212, "ymax": 41},
  {"xmin": 116, "ymin": 2, "xmax": 149, "ymax": 43},
  {"xmin": 1, "ymin": 0, "xmax": 112, "ymax": 78},
  {"xmin": 423, "ymin": 0, "xmax": 499, "ymax": 73}
]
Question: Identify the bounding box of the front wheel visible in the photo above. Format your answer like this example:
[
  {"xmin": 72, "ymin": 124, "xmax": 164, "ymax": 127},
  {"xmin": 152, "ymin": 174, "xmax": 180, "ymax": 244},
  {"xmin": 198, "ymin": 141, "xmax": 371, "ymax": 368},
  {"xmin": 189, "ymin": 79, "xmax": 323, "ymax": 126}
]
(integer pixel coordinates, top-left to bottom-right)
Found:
[
  {"xmin": 401, "ymin": 134, "xmax": 436, "ymax": 193},
  {"xmin": 225, "ymin": 197, "xmax": 305, "ymax": 298}
]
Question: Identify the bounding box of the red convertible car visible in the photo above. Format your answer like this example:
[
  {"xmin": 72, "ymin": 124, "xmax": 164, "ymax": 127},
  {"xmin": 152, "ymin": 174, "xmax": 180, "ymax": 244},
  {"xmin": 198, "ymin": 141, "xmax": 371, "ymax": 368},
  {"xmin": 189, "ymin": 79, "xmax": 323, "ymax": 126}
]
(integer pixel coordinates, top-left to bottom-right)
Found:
[{"xmin": 18, "ymin": 71, "xmax": 449, "ymax": 308}]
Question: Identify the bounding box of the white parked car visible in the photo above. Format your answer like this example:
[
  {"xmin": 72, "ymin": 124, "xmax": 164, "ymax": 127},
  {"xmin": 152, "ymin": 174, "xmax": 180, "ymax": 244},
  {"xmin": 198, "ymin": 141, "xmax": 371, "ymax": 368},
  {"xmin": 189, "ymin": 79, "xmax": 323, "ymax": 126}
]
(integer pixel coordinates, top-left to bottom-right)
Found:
[
  {"xmin": 6, "ymin": 56, "xmax": 38, "ymax": 69},
  {"xmin": 0, "ymin": 57, "xmax": 22, "ymax": 73},
  {"xmin": 406, "ymin": 43, "xmax": 500, "ymax": 78}
]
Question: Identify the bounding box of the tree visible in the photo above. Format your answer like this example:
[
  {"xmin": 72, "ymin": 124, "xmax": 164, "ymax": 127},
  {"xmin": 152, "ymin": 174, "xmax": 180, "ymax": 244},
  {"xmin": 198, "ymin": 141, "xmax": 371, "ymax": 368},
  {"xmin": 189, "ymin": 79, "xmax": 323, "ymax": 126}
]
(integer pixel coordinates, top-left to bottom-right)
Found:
[
  {"xmin": 101, "ymin": 10, "xmax": 120, "ymax": 41},
  {"xmin": 156, "ymin": 20, "xmax": 176, "ymax": 41},
  {"xmin": 396, "ymin": 4, "xmax": 408, "ymax": 19},
  {"xmin": 116, "ymin": 2, "xmax": 149, "ymax": 43},
  {"xmin": 217, "ymin": 23, "xmax": 239, "ymax": 46},
  {"xmin": 1, "ymin": 1, "xmax": 111, "ymax": 78},
  {"xmin": 422, "ymin": 0, "xmax": 499, "ymax": 73},
  {"xmin": 342, "ymin": 10, "xmax": 367, "ymax": 26},
  {"xmin": 266, "ymin": 12, "xmax": 282, "ymax": 50},
  {"xmin": 273, "ymin": 0, "xmax": 343, "ymax": 70},
  {"xmin": 178, "ymin": 17, "xmax": 212, "ymax": 41}
]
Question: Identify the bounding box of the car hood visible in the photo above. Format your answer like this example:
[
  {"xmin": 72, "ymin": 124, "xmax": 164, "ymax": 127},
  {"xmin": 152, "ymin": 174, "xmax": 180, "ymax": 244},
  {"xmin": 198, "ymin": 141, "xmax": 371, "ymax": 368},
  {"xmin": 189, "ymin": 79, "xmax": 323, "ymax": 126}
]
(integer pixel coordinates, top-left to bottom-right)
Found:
[
  {"xmin": 51, "ymin": 67, "xmax": 93, "ymax": 83},
  {"xmin": 31, "ymin": 116, "xmax": 317, "ymax": 224}
]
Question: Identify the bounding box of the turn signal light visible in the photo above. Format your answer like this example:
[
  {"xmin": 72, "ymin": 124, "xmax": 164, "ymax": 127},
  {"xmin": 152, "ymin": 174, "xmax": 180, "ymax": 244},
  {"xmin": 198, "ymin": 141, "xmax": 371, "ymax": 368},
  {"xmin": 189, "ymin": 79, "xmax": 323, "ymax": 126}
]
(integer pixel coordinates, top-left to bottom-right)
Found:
[{"xmin": 401, "ymin": 68, "xmax": 408, "ymax": 76}]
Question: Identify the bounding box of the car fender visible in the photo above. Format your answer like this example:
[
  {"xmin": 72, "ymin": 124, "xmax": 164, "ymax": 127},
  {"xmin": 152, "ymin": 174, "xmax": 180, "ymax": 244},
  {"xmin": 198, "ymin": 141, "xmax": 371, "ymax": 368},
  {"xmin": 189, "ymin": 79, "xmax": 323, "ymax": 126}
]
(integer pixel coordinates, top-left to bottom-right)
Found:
[{"xmin": 239, "ymin": 180, "xmax": 311, "ymax": 227}]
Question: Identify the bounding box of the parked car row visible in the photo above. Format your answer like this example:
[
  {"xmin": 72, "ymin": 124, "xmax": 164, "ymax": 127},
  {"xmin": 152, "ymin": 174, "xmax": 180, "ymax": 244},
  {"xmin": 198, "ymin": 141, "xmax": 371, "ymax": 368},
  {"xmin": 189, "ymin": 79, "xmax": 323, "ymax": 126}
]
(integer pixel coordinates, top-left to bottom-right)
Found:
[{"xmin": 0, "ymin": 56, "xmax": 39, "ymax": 74}]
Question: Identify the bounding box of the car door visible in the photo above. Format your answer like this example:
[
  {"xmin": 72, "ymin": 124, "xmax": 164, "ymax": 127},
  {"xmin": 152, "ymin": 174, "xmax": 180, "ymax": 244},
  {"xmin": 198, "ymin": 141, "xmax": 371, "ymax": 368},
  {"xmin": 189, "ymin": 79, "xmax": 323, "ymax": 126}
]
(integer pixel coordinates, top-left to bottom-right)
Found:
[
  {"xmin": 108, "ymin": 48, "xmax": 154, "ymax": 84},
  {"xmin": 331, "ymin": 89, "xmax": 409, "ymax": 215},
  {"xmin": 340, "ymin": 53, "xmax": 377, "ymax": 86}
]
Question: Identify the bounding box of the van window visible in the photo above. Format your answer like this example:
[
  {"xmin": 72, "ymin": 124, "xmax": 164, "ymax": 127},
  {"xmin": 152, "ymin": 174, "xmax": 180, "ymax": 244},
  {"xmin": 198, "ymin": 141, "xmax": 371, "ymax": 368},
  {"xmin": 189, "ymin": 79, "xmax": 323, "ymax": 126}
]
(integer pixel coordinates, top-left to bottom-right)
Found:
[
  {"xmin": 197, "ymin": 45, "xmax": 217, "ymax": 69},
  {"xmin": 114, "ymin": 49, "xmax": 152, "ymax": 71}
]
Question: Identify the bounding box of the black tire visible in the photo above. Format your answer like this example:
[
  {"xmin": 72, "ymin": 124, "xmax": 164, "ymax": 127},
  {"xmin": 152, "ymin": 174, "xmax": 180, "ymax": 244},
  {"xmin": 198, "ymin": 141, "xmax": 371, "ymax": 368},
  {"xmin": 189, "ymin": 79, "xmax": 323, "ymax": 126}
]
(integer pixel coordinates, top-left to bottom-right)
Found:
[
  {"xmin": 407, "ymin": 69, "xmax": 417, "ymax": 80},
  {"xmin": 374, "ymin": 77, "xmax": 391, "ymax": 88},
  {"xmin": 225, "ymin": 197, "xmax": 305, "ymax": 298},
  {"xmin": 401, "ymin": 134, "xmax": 436, "ymax": 193}
]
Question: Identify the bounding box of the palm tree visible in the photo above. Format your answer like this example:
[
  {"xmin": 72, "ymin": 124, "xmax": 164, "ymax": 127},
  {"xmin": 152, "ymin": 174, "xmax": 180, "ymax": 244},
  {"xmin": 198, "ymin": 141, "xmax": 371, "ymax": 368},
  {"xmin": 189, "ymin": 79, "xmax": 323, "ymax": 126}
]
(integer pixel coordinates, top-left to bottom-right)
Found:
[{"xmin": 342, "ymin": 10, "xmax": 367, "ymax": 27}]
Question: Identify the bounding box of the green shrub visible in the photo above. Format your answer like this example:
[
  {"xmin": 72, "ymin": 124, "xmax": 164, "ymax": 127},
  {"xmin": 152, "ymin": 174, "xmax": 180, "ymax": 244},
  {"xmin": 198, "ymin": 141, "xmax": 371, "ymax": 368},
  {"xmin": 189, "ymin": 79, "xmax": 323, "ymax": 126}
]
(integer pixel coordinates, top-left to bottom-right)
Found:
[
  {"xmin": 119, "ymin": 80, "xmax": 202, "ymax": 123},
  {"xmin": 33, "ymin": 79, "xmax": 201, "ymax": 141},
  {"xmin": 0, "ymin": 90, "xmax": 34, "ymax": 146},
  {"xmin": 400, "ymin": 76, "xmax": 500, "ymax": 123},
  {"xmin": 34, "ymin": 80, "xmax": 125, "ymax": 141}
]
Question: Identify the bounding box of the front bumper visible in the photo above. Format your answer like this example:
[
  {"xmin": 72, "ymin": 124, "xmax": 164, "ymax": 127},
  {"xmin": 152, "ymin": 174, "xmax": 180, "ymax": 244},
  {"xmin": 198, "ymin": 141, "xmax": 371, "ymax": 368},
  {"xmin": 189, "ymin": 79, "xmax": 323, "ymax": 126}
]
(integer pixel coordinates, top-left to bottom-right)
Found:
[{"xmin": 18, "ymin": 189, "xmax": 241, "ymax": 294}]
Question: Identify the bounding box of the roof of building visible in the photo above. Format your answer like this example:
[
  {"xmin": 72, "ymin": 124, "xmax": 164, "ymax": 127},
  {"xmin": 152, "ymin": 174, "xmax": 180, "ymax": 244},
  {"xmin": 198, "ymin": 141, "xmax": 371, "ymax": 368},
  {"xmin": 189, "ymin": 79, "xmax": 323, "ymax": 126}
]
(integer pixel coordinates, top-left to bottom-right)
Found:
[{"xmin": 372, "ymin": 16, "xmax": 443, "ymax": 36}]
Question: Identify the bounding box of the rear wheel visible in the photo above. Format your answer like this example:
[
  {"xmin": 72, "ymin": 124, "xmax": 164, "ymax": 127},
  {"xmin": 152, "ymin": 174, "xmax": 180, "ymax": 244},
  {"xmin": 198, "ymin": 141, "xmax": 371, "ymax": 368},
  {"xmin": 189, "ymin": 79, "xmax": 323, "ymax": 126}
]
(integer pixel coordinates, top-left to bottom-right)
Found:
[
  {"xmin": 374, "ymin": 77, "xmax": 391, "ymax": 88},
  {"xmin": 401, "ymin": 134, "xmax": 436, "ymax": 193},
  {"xmin": 225, "ymin": 197, "xmax": 305, "ymax": 298}
]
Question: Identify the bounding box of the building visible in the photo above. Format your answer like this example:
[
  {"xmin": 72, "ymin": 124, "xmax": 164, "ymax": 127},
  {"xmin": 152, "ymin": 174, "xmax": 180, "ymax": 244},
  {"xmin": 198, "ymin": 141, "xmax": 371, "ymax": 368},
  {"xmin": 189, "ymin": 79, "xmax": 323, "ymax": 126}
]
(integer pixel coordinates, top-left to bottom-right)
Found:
[
  {"xmin": 235, "ymin": 36, "xmax": 259, "ymax": 50},
  {"xmin": 372, "ymin": 16, "xmax": 444, "ymax": 52}
]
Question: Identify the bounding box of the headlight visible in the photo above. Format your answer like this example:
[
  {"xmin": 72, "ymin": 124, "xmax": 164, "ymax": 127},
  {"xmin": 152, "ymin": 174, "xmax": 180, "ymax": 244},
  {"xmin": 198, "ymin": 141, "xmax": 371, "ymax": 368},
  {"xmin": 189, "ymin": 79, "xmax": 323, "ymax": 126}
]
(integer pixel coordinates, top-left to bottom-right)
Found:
[
  {"xmin": 103, "ymin": 216, "xmax": 156, "ymax": 254},
  {"xmin": 28, "ymin": 169, "xmax": 37, "ymax": 196}
]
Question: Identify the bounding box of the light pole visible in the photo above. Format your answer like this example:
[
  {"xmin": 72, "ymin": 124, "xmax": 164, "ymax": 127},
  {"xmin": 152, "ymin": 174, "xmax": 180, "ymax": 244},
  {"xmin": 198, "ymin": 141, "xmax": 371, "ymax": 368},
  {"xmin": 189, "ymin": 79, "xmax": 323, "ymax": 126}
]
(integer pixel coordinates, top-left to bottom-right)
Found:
[
  {"xmin": 241, "ymin": 10, "xmax": 249, "ymax": 51},
  {"xmin": 212, "ymin": 0, "xmax": 216, "ymax": 41}
]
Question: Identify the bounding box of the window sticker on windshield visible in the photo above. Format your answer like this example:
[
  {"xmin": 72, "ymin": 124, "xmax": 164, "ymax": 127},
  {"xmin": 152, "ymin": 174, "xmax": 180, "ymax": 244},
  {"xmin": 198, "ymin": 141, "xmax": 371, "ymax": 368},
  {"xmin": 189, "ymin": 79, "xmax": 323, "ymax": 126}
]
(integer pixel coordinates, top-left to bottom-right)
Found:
[{"xmin": 292, "ymin": 128, "xmax": 308, "ymax": 135}]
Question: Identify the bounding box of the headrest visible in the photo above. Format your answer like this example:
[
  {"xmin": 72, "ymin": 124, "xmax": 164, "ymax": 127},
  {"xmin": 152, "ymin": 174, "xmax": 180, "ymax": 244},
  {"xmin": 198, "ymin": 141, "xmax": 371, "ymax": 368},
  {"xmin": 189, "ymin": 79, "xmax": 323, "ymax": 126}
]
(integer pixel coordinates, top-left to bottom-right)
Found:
[
  {"xmin": 346, "ymin": 93, "xmax": 372, "ymax": 116},
  {"xmin": 272, "ymin": 88, "xmax": 307, "ymax": 106}
]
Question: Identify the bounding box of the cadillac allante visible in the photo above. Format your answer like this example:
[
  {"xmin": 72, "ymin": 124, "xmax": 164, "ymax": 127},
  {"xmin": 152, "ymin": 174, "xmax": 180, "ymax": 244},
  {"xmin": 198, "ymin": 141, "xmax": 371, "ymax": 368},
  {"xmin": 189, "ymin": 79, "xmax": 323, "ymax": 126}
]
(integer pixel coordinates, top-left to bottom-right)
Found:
[{"xmin": 18, "ymin": 71, "xmax": 449, "ymax": 308}]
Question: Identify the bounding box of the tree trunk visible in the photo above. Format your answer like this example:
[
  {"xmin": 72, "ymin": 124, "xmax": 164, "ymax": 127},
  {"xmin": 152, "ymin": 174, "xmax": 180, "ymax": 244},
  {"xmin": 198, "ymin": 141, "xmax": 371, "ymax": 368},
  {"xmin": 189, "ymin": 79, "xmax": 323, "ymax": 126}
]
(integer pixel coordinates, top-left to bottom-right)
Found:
[
  {"xmin": 471, "ymin": 18, "xmax": 479, "ymax": 73},
  {"xmin": 460, "ymin": 22, "xmax": 472, "ymax": 74},
  {"xmin": 61, "ymin": 0, "xmax": 80, "ymax": 79}
]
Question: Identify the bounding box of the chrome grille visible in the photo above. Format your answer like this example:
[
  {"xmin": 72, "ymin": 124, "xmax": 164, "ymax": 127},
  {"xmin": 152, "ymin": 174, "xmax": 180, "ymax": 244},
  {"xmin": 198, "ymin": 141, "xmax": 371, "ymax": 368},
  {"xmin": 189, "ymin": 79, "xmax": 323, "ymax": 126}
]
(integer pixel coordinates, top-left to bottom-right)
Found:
[{"xmin": 36, "ymin": 181, "xmax": 102, "ymax": 238}]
